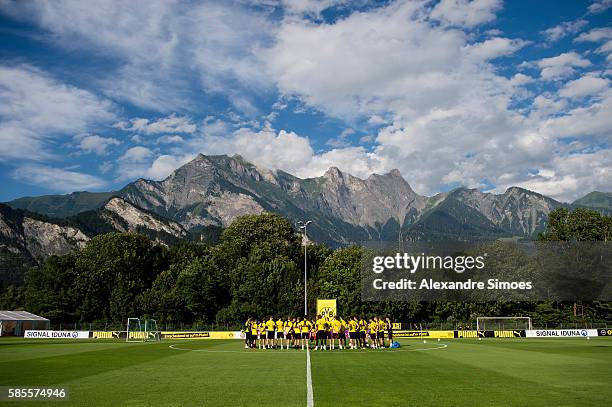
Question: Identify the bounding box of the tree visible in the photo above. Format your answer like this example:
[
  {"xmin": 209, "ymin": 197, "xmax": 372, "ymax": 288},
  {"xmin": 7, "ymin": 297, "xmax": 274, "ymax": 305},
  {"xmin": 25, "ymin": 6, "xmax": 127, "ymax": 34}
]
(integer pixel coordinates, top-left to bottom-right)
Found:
[
  {"xmin": 143, "ymin": 250, "xmax": 228, "ymax": 325},
  {"xmin": 216, "ymin": 214, "xmax": 302, "ymax": 321},
  {"xmin": 73, "ymin": 233, "xmax": 168, "ymax": 322},
  {"xmin": 315, "ymin": 246, "xmax": 364, "ymax": 316},
  {"xmin": 539, "ymin": 208, "xmax": 611, "ymax": 241},
  {"xmin": 23, "ymin": 254, "xmax": 79, "ymax": 321}
]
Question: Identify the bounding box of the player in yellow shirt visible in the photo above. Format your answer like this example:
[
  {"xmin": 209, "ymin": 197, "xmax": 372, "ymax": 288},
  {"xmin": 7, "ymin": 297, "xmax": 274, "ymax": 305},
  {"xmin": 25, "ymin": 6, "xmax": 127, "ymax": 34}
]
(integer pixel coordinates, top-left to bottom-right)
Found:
[
  {"xmin": 348, "ymin": 316, "xmax": 359, "ymax": 349},
  {"xmin": 258, "ymin": 320, "xmax": 266, "ymax": 349},
  {"xmin": 294, "ymin": 317, "xmax": 303, "ymax": 349},
  {"xmin": 368, "ymin": 318, "xmax": 378, "ymax": 349},
  {"xmin": 331, "ymin": 317, "xmax": 342, "ymax": 350},
  {"xmin": 359, "ymin": 318, "xmax": 367, "ymax": 349},
  {"xmin": 294, "ymin": 317, "xmax": 303, "ymax": 348},
  {"xmin": 291, "ymin": 318, "xmax": 302, "ymax": 348},
  {"xmin": 377, "ymin": 317, "xmax": 386, "ymax": 348},
  {"xmin": 310, "ymin": 318, "xmax": 317, "ymax": 347},
  {"xmin": 265, "ymin": 316, "xmax": 275, "ymax": 349},
  {"xmin": 284, "ymin": 318, "xmax": 293, "ymax": 350},
  {"xmin": 301, "ymin": 317, "xmax": 312, "ymax": 350},
  {"xmin": 338, "ymin": 317, "xmax": 348, "ymax": 349},
  {"xmin": 314, "ymin": 314, "xmax": 328, "ymax": 350},
  {"xmin": 246, "ymin": 318, "xmax": 256, "ymax": 349},
  {"xmin": 275, "ymin": 317, "xmax": 284, "ymax": 349},
  {"xmin": 249, "ymin": 319, "xmax": 258, "ymax": 349}
]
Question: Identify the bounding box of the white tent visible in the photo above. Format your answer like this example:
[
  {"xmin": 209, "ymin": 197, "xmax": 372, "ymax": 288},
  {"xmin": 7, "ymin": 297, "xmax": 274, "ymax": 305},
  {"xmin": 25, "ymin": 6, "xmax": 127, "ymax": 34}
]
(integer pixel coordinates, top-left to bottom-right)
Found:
[{"xmin": 0, "ymin": 311, "xmax": 50, "ymax": 336}]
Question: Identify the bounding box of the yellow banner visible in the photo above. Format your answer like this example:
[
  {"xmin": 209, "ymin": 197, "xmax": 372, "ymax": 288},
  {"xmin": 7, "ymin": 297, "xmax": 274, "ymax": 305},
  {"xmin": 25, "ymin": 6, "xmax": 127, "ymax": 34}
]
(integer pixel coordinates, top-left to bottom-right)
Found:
[
  {"xmin": 161, "ymin": 331, "xmax": 241, "ymax": 340},
  {"xmin": 316, "ymin": 299, "xmax": 337, "ymax": 318},
  {"xmin": 394, "ymin": 330, "xmax": 455, "ymax": 339},
  {"xmin": 92, "ymin": 331, "xmax": 121, "ymax": 339},
  {"xmin": 455, "ymin": 330, "xmax": 483, "ymax": 338}
]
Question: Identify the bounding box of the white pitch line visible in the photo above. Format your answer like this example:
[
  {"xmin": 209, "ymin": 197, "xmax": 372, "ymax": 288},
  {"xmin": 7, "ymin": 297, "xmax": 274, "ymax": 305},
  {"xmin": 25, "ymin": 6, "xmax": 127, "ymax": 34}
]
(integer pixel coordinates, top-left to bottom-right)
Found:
[
  {"xmin": 306, "ymin": 346, "xmax": 314, "ymax": 407},
  {"xmin": 168, "ymin": 343, "xmax": 448, "ymax": 354}
]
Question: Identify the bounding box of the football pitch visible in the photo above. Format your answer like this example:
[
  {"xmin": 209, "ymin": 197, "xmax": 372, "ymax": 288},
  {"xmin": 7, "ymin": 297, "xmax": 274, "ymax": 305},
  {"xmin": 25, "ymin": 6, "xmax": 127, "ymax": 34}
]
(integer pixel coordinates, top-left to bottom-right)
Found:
[{"xmin": 1, "ymin": 337, "xmax": 611, "ymax": 406}]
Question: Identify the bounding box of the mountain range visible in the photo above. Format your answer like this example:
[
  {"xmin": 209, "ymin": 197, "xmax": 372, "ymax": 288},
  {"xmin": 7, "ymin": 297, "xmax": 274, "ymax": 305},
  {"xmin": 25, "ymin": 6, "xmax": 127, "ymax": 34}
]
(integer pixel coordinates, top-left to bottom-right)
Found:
[{"xmin": 2, "ymin": 153, "xmax": 610, "ymax": 284}]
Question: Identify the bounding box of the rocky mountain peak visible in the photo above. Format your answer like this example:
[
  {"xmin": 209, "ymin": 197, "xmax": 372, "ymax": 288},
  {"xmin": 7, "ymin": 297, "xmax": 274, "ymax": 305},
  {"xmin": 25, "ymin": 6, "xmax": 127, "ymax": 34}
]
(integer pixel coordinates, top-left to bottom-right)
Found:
[
  {"xmin": 324, "ymin": 166, "xmax": 344, "ymax": 179},
  {"xmin": 5, "ymin": 154, "xmax": 597, "ymax": 247},
  {"xmin": 388, "ymin": 169, "xmax": 402, "ymax": 177}
]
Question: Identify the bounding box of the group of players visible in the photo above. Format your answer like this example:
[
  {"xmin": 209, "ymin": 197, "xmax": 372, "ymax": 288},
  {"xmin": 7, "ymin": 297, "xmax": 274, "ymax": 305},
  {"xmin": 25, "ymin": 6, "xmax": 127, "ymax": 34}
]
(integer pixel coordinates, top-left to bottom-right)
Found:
[{"xmin": 243, "ymin": 315, "xmax": 393, "ymax": 350}]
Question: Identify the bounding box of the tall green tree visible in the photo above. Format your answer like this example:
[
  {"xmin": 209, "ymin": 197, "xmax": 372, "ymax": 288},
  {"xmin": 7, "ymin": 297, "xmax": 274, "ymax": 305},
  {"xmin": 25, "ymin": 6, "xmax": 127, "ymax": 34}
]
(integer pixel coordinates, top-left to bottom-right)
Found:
[
  {"xmin": 74, "ymin": 233, "xmax": 168, "ymax": 322},
  {"xmin": 539, "ymin": 208, "xmax": 612, "ymax": 241},
  {"xmin": 23, "ymin": 254, "xmax": 79, "ymax": 321},
  {"xmin": 216, "ymin": 214, "xmax": 302, "ymax": 322}
]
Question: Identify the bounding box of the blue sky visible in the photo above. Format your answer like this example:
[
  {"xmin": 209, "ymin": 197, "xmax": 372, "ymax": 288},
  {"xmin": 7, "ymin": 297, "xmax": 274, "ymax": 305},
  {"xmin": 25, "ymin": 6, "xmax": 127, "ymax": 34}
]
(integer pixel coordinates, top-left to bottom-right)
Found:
[{"xmin": 0, "ymin": 0, "xmax": 611, "ymax": 203}]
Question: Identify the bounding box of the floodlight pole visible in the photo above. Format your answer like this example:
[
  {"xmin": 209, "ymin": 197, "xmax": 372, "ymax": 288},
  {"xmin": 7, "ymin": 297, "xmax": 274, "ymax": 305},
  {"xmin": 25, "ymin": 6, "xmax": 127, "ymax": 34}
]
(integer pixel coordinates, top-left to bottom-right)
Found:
[{"xmin": 298, "ymin": 220, "xmax": 312, "ymax": 316}]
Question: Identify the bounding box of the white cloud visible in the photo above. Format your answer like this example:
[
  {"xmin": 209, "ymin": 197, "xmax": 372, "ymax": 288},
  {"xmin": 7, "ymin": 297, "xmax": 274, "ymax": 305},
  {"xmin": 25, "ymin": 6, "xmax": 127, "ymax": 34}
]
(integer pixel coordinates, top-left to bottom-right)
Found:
[
  {"xmin": 257, "ymin": 1, "xmax": 612, "ymax": 200},
  {"xmin": 280, "ymin": 0, "xmax": 350, "ymax": 16},
  {"xmin": 99, "ymin": 161, "xmax": 113, "ymax": 174},
  {"xmin": 155, "ymin": 135, "xmax": 184, "ymax": 144},
  {"xmin": 119, "ymin": 146, "xmax": 153, "ymax": 163},
  {"xmin": 598, "ymin": 40, "xmax": 612, "ymax": 55},
  {"xmin": 114, "ymin": 114, "xmax": 197, "ymax": 134},
  {"xmin": 0, "ymin": 64, "xmax": 115, "ymax": 161},
  {"xmin": 115, "ymin": 146, "xmax": 194, "ymax": 181},
  {"xmin": 326, "ymin": 128, "xmax": 356, "ymax": 147},
  {"xmin": 0, "ymin": 0, "xmax": 273, "ymax": 113},
  {"xmin": 588, "ymin": 0, "xmax": 612, "ymax": 14},
  {"xmin": 574, "ymin": 27, "xmax": 612, "ymax": 43},
  {"xmin": 464, "ymin": 37, "xmax": 527, "ymax": 60},
  {"xmin": 538, "ymin": 91, "xmax": 612, "ymax": 139},
  {"xmin": 75, "ymin": 134, "xmax": 121, "ymax": 155},
  {"xmin": 559, "ymin": 75, "xmax": 610, "ymax": 98},
  {"xmin": 202, "ymin": 117, "xmax": 231, "ymax": 137},
  {"xmin": 541, "ymin": 20, "xmax": 588, "ymax": 43},
  {"xmin": 430, "ymin": 0, "xmax": 502, "ymax": 28},
  {"xmin": 509, "ymin": 150, "xmax": 612, "ymax": 201},
  {"xmin": 197, "ymin": 123, "xmax": 316, "ymax": 176},
  {"xmin": 1, "ymin": 0, "xmax": 610, "ymax": 202},
  {"xmin": 531, "ymin": 95, "xmax": 567, "ymax": 116},
  {"xmin": 509, "ymin": 73, "xmax": 534, "ymax": 86},
  {"xmin": 536, "ymin": 52, "xmax": 591, "ymax": 80},
  {"xmin": 264, "ymin": 0, "xmax": 521, "ymax": 121},
  {"xmin": 11, "ymin": 164, "xmax": 107, "ymax": 192},
  {"xmin": 146, "ymin": 154, "xmax": 195, "ymax": 179}
]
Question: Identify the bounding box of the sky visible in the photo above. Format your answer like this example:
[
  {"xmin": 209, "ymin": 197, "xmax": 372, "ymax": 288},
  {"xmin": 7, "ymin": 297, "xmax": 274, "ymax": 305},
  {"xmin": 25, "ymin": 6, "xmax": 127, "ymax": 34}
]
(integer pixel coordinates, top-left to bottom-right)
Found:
[{"xmin": 0, "ymin": 0, "xmax": 611, "ymax": 203}]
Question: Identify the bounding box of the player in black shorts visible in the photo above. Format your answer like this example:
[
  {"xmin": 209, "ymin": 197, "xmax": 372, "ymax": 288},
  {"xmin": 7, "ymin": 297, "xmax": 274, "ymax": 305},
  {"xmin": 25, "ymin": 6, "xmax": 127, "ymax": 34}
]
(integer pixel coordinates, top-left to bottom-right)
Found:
[
  {"xmin": 284, "ymin": 317, "xmax": 293, "ymax": 350},
  {"xmin": 244, "ymin": 318, "xmax": 251, "ymax": 349},
  {"xmin": 294, "ymin": 317, "xmax": 302, "ymax": 345},
  {"xmin": 386, "ymin": 317, "xmax": 393, "ymax": 344},
  {"xmin": 368, "ymin": 318, "xmax": 378, "ymax": 348},
  {"xmin": 359, "ymin": 318, "xmax": 367, "ymax": 349}
]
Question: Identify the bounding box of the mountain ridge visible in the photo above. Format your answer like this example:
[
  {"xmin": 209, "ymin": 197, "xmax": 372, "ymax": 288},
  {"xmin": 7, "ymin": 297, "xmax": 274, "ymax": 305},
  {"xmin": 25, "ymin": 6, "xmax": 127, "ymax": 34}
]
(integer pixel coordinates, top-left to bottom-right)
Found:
[{"xmin": 4, "ymin": 153, "xmax": 606, "ymax": 247}]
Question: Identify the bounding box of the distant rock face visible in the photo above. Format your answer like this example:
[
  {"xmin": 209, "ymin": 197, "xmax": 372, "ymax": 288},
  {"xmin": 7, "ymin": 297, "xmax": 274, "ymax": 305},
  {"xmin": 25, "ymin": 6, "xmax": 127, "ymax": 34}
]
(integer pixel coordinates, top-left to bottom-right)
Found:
[
  {"xmin": 0, "ymin": 197, "xmax": 189, "ymax": 267},
  {"xmin": 110, "ymin": 154, "xmax": 567, "ymax": 244},
  {"xmin": 451, "ymin": 187, "xmax": 560, "ymax": 235},
  {"xmin": 0, "ymin": 204, "xmax": 89, "ymax": 262},
  {"xmin": 119, "ymin": 155, "xmax": 268, "ymax": 229},
  {"xmin": 313, "ymin": 167, "xmax": 427, "ymax": 229},
  {"xmin": 5, "ymin": 154, "xmax": 587, "ymax": 247},
  {"xmin": 21, "ymin": 218, "xmax": 89, "ymax": 260},
  {"xmin": 101, "ymin": 197, "xmax": 188, "ymax": 238}
]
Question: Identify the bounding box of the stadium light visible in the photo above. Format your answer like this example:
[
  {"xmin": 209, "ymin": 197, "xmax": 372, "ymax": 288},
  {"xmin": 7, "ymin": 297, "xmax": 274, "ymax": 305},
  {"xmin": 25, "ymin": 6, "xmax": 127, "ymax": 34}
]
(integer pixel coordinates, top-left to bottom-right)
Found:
[{"xmin": 297, "ymin": 220, "xmax": 312, "ymax": 316}]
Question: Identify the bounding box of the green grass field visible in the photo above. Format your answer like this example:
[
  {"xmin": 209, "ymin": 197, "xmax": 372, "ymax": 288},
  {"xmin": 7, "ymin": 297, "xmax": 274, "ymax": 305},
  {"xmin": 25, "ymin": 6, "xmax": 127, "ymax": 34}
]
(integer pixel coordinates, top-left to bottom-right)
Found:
[{"xmin": 1, "ymin": 337, "xmax": 611, "ymax": 406}]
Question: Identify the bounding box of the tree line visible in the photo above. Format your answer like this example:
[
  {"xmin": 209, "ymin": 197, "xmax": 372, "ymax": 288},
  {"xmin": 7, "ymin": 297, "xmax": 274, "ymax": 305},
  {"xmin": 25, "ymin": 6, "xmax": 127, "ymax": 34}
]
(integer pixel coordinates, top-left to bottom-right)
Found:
[{"xmin": 0, "ymin": 208, "xmax": 611, "ymax": 328}]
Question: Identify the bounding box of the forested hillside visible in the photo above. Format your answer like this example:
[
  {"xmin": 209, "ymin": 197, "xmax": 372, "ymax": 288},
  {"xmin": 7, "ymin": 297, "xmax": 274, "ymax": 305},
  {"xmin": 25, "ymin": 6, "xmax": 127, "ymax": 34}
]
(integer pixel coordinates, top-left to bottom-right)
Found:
[{"xmin": 1, "ymin": 209, "xmax": 611, "ymax": 328}]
